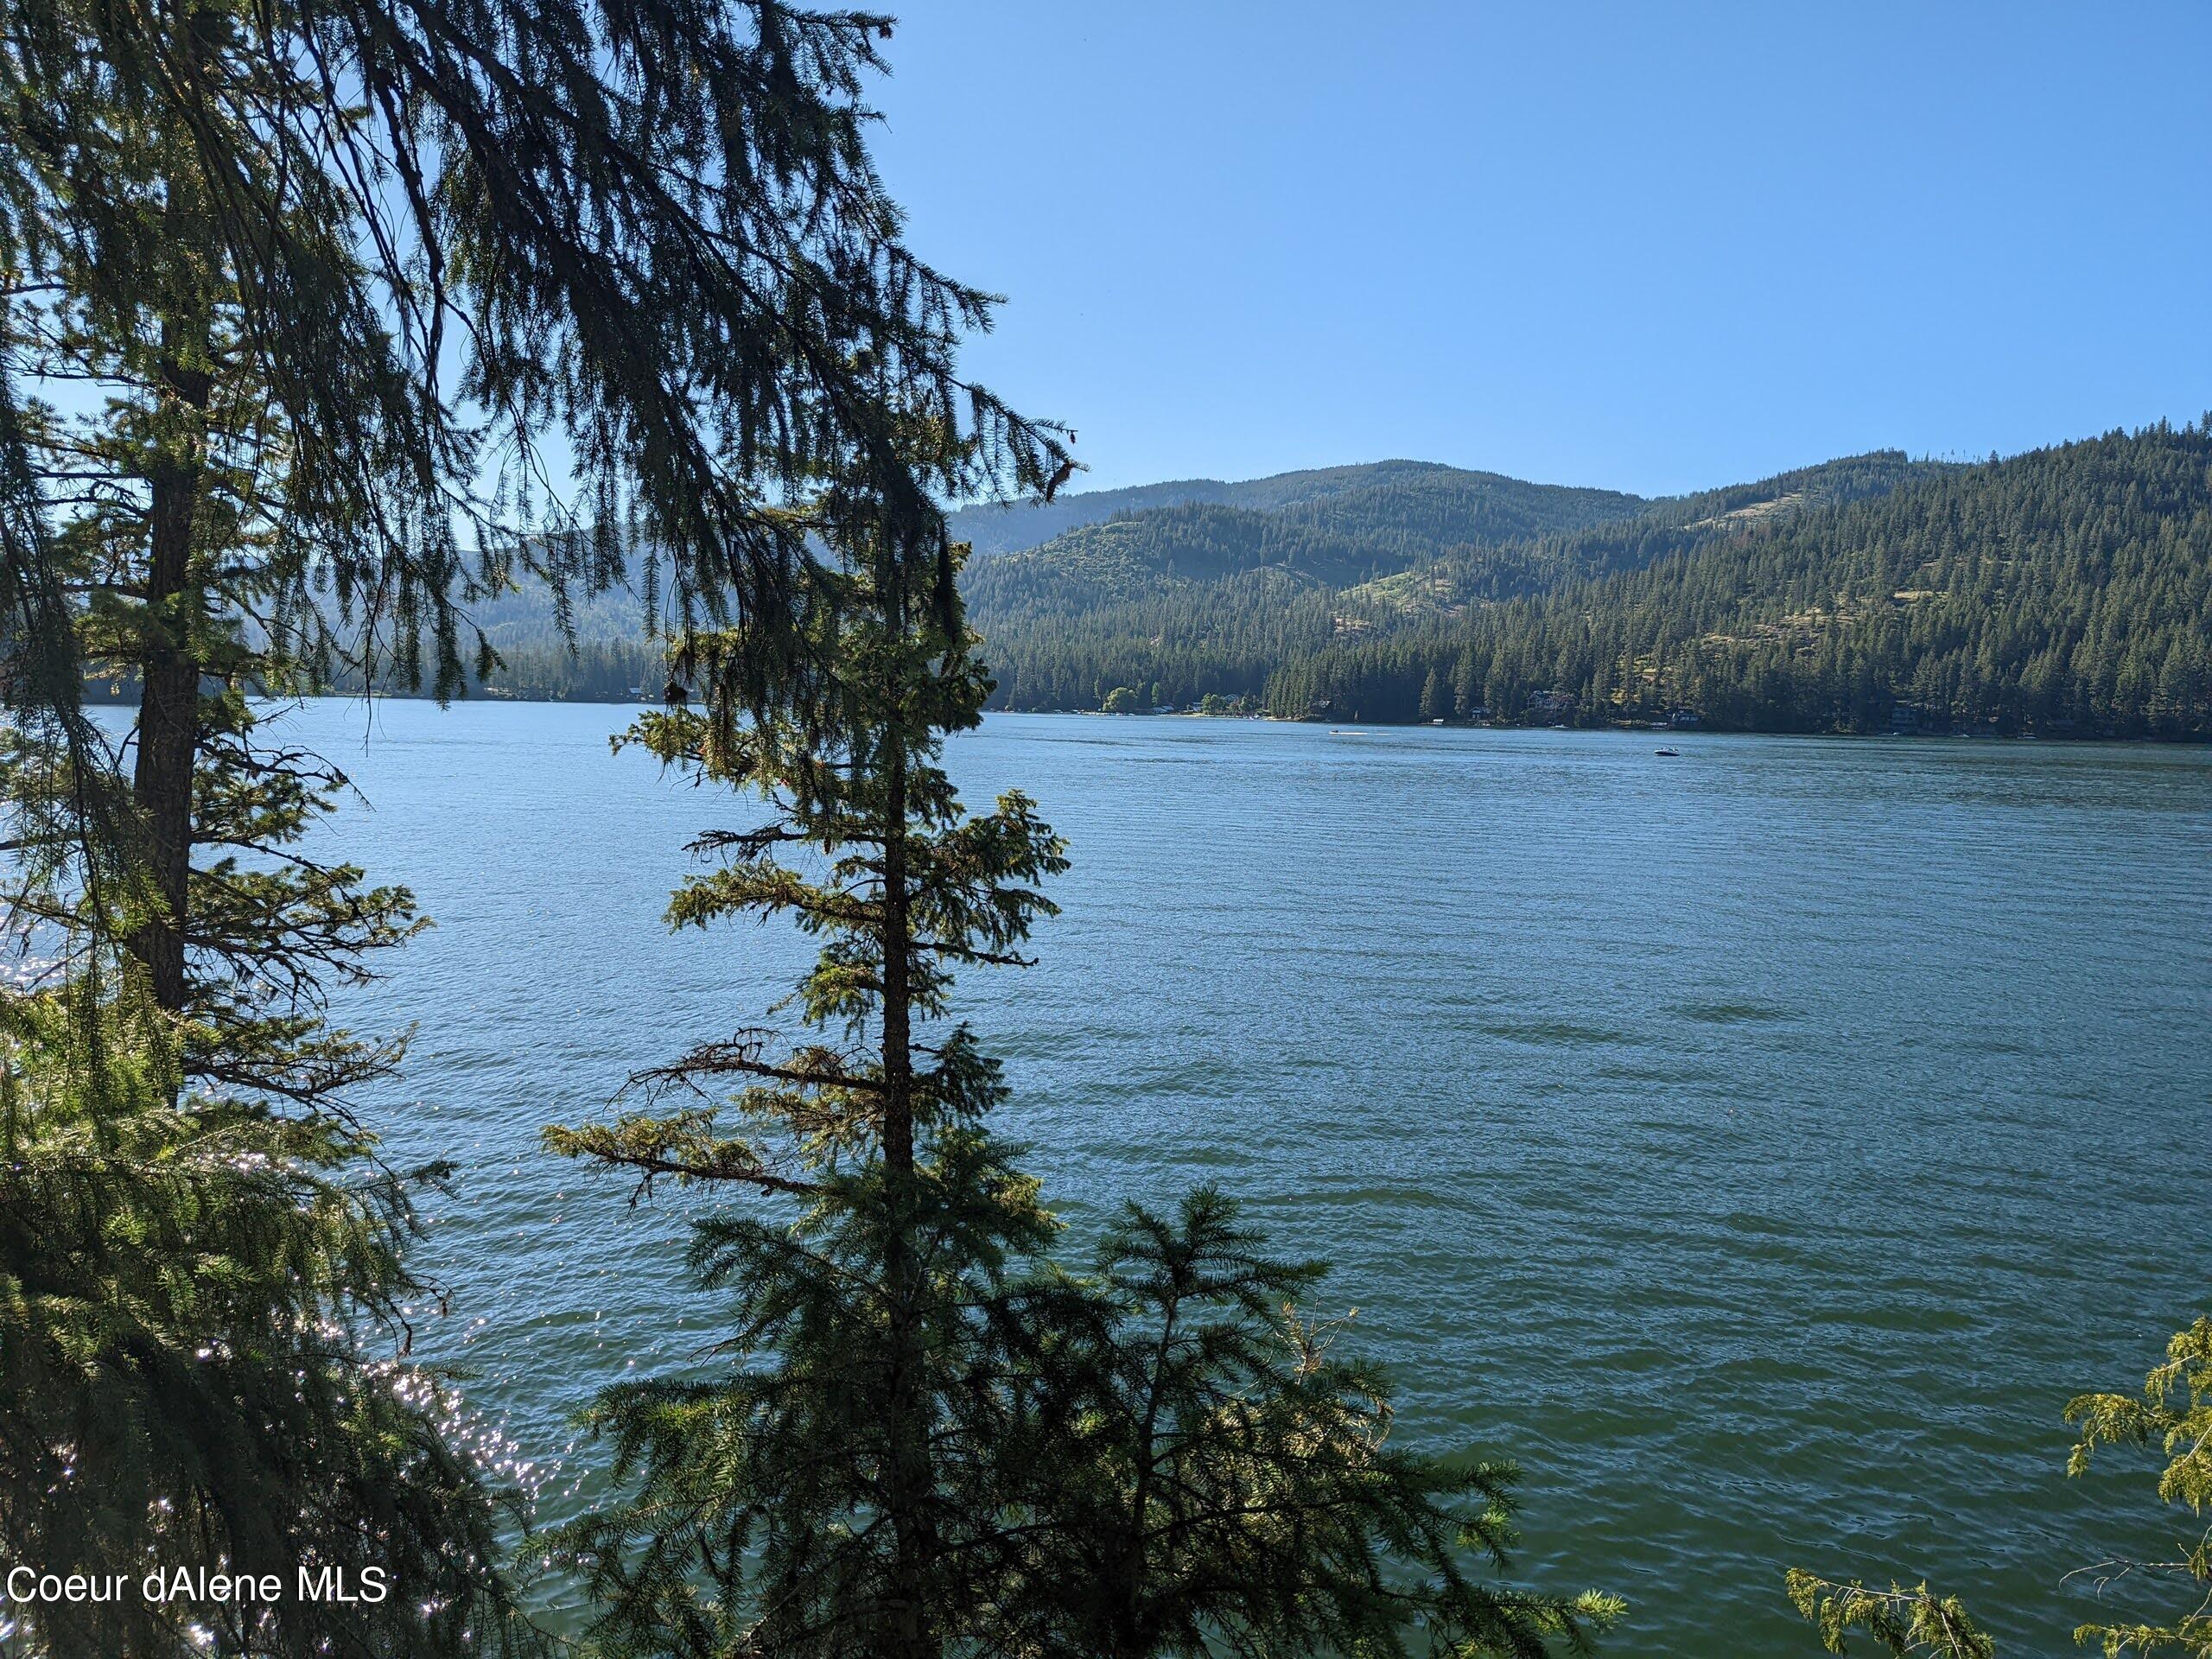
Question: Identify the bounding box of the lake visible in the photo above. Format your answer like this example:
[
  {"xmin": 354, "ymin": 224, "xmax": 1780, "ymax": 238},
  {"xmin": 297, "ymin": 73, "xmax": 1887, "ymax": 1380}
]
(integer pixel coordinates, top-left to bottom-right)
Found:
[{"xmin": 291, "ymin": 700, "xmax": 2211, "ymax": 1655}]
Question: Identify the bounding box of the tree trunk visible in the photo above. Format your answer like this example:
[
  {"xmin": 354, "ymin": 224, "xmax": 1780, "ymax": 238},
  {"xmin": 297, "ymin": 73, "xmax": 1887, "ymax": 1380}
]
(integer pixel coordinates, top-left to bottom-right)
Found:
[
  {"xmin": 877, "ymin": 738, "xmax": 937, "ymax": 1659},
  {"xmin": 128, "ymin": 324, "xmax": 211, "ymax": 1019}
]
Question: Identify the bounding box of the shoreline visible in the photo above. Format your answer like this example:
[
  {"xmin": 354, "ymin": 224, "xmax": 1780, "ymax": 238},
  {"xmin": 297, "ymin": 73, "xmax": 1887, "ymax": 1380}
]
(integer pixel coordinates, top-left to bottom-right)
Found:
[{"xmin": 131, "ymin": 689, "xmax": 2212, "ymax": 748}]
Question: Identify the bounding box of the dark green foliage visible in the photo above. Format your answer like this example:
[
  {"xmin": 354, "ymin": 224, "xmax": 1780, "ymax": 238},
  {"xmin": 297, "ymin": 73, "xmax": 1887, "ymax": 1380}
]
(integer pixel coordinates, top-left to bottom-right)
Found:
[
  {"xmin": 1255, "ymin": 426, "xmax": 2211, "ymax": 735},
  {"xmin": 1004, "ymin": 1186, "xmax": 1622, "ymax": 1659},
  {"xmin": 545, "ymin": 512, "xmax": 1616, "ymax": 1656},
  {"xmin": 0, "ymin": 994, "xmax": 541, "ymax": 1659},
  {"xmin": 0, "ymin": 415, "xmax": 535, "ymax": 1654},
  {"xmin": 544, "ymin": 530, "xmax": 1077, "ymax": 1659},
  {"xmin": 956, "ymin": 431, "xmax": 2212, "ymax": 738}
]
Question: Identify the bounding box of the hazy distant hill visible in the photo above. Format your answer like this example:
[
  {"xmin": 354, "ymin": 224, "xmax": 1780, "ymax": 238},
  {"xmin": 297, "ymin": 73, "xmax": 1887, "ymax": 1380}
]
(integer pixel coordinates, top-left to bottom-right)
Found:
[{"xmin": 945, "ymin": 459, "xmax": 1641, "ymax": 558}]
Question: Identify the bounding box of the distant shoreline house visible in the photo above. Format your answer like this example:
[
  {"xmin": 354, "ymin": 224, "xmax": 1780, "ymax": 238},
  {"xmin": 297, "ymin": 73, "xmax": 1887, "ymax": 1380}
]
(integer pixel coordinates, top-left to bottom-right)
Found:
[{"xmin": 1527, "ymin": 689, "xmax": 1574, "ymax": 724}]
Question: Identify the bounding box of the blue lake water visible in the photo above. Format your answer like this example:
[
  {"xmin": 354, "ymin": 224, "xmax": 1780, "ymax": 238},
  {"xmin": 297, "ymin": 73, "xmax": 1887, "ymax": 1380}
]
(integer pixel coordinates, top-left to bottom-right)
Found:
[{"xmin": 286, "ymin": 701, "xmax": 2211, "ymax": 1655}]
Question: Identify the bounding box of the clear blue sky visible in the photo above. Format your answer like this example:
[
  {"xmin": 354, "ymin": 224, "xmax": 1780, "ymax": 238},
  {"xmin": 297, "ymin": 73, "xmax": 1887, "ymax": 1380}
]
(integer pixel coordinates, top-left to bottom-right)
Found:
[{"xmin": 868, "ymin": 2, "xmax": 2212, "ymax": 499}]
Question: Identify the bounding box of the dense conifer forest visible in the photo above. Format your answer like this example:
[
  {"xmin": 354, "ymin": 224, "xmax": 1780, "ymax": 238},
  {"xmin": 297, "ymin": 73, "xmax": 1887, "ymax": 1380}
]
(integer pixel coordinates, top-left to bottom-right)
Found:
[
  {"xmin": 458, "ymin": 427, "xmax": 2212, "ymax": 741},
  {"xmin": 968, "ymin": 428, "xmax": 2212, "ymax": 739},
  {"xmin": 958, "ymin": 452, "xmax": 1938, "ymax": 713}
]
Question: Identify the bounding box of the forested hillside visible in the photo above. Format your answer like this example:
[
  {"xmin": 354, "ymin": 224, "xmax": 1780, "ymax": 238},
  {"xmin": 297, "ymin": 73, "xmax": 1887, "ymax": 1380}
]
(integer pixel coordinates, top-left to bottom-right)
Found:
[
  {"xmin": 447, "ymin": 580, "xmax": 660, "ymax": 699},
  {"xmin": 1254, "ymin": 424, "xmax": 2212, "ymax": 736},
  {"xmin": 959, "ymin": 461, "xmax": 1665, "ymax": 709},
  {"xmin": 428, "ymin": 429, "xmax": 2209, "ymax": 741},
  {"xmin": 969, "ymin": 460, "xmax": 1645, "ymax": 604},
  {"xmin": 440, "ymin": 457, "xmax": 1646, "ymax": 700},
  {"xmin": 967, "ymin": 450, "xmax": 1953, "ymax": 716}
]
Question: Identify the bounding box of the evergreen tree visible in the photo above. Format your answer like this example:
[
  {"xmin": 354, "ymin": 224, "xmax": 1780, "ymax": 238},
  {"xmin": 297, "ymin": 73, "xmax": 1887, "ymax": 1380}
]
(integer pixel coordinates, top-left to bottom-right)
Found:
[
  {"xmin": 0, "ymin": 27, "xmax": 531, "ymax": 1648},
  {"xmin": 546, "ymin": 523, "xmax": 1074, "ymax": 1659},
  {"xmin": 0, "ymin": 72, "xmax": 426, "ymax": 1061},
  {"xmin": 546, "ymin": 505, "xmax": 1617, "ymax": 1656},
  {"xmin": 0, "ymin": 321, "xmax": 538, "ymax": 1659},
  {"xmin": 2, "ymin": 11, "xmax": 1070, "ymax": 1650},
  {"xmin": 1452, "ymin": 643, "xmax": 1479, "ymax": 717},
  {"xmin": 1, "ymin": 0, "xmax": 1073, "ymax": 981},
  {"xmin": 1005, "ymin": 1186, "xmax": 1621, "ymax": 1659},
  {"xmin": 0, "ymin": 989, "xmax": 542, "ymax": 1659}
]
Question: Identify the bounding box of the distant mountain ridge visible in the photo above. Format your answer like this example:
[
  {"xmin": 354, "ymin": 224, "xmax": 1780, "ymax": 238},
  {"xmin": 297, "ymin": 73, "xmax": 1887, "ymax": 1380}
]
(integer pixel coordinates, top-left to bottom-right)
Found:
[
  {"xmin": 963, "ymin": 449, "xmax": 1956, "ymax": 713},
  {"xmin": 974, "ymin": 425, "xmax": 2210, "ymax": 739},
  {"xmin": 972, "ymin": 450, "xmax": 1935, "ymax": 624},
  {"xmin": 945, "ymin": 459, "xmax": 1643, "ymax": 558},
  {"xmin": 437, "ymin": 429, "xmax": 2211, "ymax": 740},
  {"xmin": 444, "ymin": 456, "xmax": 1658, "ymax": 696}
]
